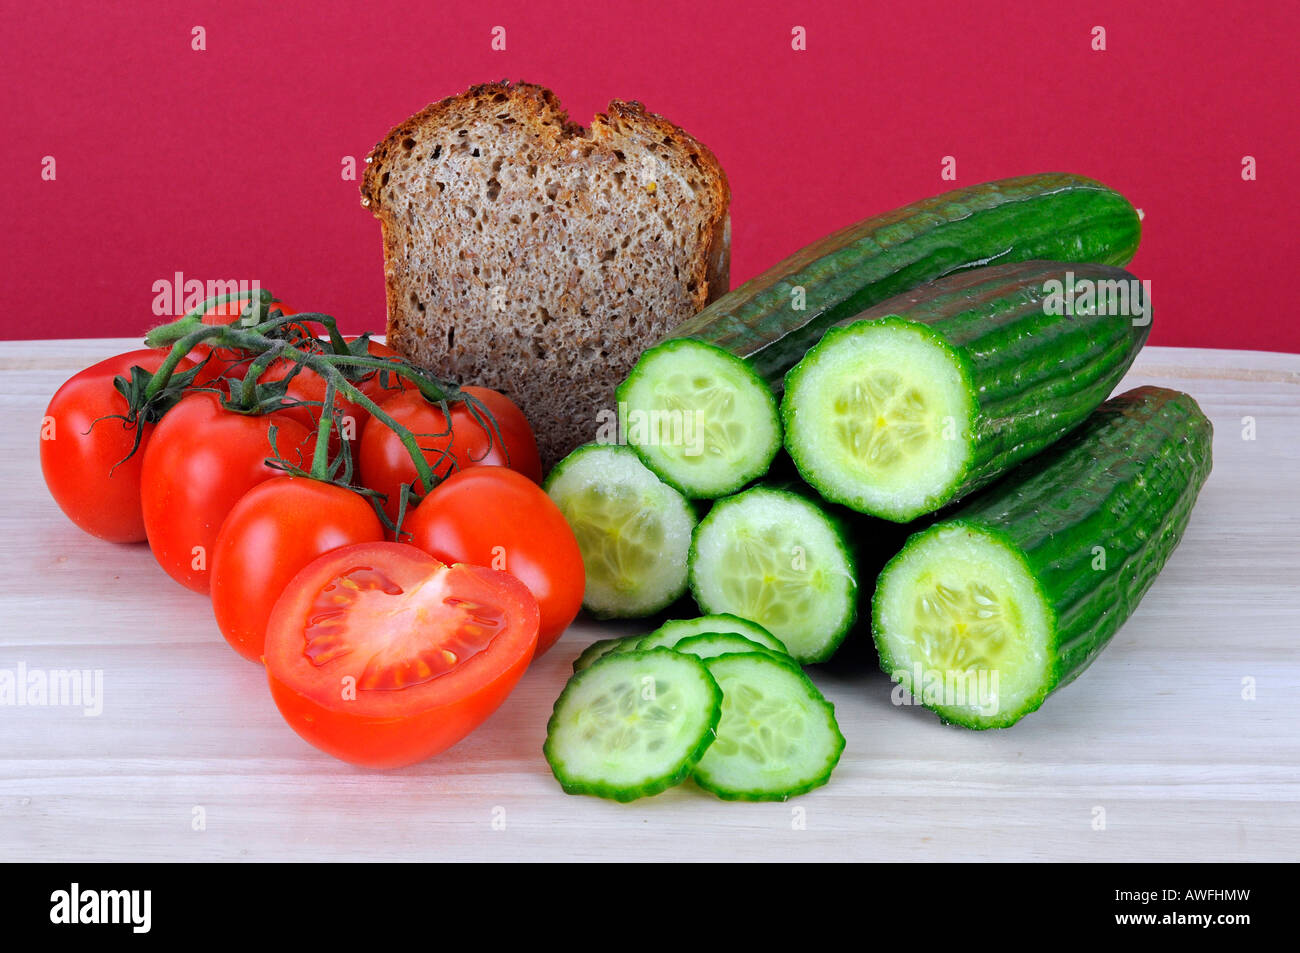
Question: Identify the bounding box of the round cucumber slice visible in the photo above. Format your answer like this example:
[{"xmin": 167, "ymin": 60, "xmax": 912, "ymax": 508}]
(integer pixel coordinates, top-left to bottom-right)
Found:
[
  {"xmin": 571, "ymin": 637, "xmax": 634, "ymax": 674},
  {"xmin": 693, "ymin": 652, "xmax": 845, "ymax": 801},
  {"xmin": 872, "ymin": 520, "xmax": 1053, "ymax": 729},
  {"xmin": 782, "ymin": 317, "xmax": 977, "ymax": 522},
  {"xmin": 544, "ymin": 649, "xmax": 722, "ymax": 801},
  {"xmin": 545, "ymin": 444, "xmax": 696, "ymax": 618},
  {"xmin": 616, "ymin": 339, "xmax": 781, "ymax": 499},
  {"xmin": 636, "ymin": 613, "xmax": 790, "ymax": 655},
  {"xmin": 673, "ymin": 632, "xmax": 787, "ymax": 662},
  {"xmin": 688, "ymin": 486, "xmax": 857, "ymax": 663}
]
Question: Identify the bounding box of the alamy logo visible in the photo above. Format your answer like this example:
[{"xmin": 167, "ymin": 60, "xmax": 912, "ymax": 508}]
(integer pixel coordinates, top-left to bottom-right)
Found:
[
  {"xmin": 50, "ymin": 883, "xmax": 151, "ymax": 934},
  {"xmin": 1042, "ymin": 271, "xmax": 1151, "ymax": 326},
  {"xmin": 889, "ymin": 663, "xmax": 1001, "ymax": 716},
  {"xmin": 0, "ymin": 663, "xmax": 102, "ymax": 716},
  {"xmin": 151, "ymin": 273, "xmax": 262, "ymax": 318},
  {"xmin": 594, "ymin": 402, "xmax": 705, "ymax": 457}
]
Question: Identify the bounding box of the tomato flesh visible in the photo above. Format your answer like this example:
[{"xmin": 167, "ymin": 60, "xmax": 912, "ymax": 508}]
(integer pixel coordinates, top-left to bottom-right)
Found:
[{"xmin": 265, "ymin": 543, "xmax": 540, "ymax": 768}]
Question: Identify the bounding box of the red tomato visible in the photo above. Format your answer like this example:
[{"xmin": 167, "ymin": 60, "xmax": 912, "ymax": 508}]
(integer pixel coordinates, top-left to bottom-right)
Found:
[
  {"xmin": 359, "ymin": 386, "xmax": 543, "ymax": 524},
  {"xmin": 40, "ymin": 349, "xmax": 196, "ymax": 542},
  {"xmin": 253, "ymin": 357, "xmax": 360, "ymax": 437},
  {"xmin": 139, "ymin": 390, "xmax": 316, "ymax": 593},
  {"xmin": 404, "ymin": 467, "xmax": 584, "ymax": 657},
  {"xmin": 350, "ymin": 337, "xmax": 416, "ymax": 411},
  {"xmin": 210, "ymin": 477, "xmax": 385, "ymax": 661},
  {"xmin": 251, "ymin": 338, "xmax": 410, "ymax": 446},
  {"xmin": 264, "ymin": 542, "xmax": 540, "ymax": 767},
  {"xmin": 187, "ymin": 299, "xmax": 296, "ymax": 385}
]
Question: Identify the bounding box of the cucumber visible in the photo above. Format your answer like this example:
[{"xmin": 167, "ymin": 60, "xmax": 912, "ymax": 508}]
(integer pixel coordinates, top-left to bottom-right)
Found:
[
  {"xmin": 872, "ymin": 386, "xmax": 1212, "ymax": 729},
  {"xmin": 619, "ymin": 174, "xmax": 1140, "ymax": 496},
  {"xmin": 635, "ymin": 613, "xmax": 790, "ymax": 655},
  {"xmin": 783, "ymin": 261, "xmax": 1150, "ymax": 522},
  {"xmin": 571, "ymin": 637, "xmax": 633, "ymax": 674},
  {"xmin": 673, "ymin": 632, "xmax": 788, "ymax": 662},
  {"xmin": 689, "ymin": 485, "xmax": 857, "ymax": 663},
  {"xmin": 545, "ymin": 444, "xmax": 696, "ymax": 618},
  {"xmin": 615, "ymin": 339, "xmax": 781, "ymax": 498},
  {"xmin": 692, "ymin": 652, "xmax": 845, "ymax": 801},
  {"xmin": 543, "ymin": 649, "xmax": 722, "ymax": 801}
]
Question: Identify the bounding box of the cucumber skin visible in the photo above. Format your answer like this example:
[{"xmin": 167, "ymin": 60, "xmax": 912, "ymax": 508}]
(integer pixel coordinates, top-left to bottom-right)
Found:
[
  {"xmin": 544, "ymin": 649, "xmax": 722, "ymax": 802},
  {"xmin": 570, "ymin": 637, "xmax": 631, "ymax": 674},
  {"xmin": 784, "ymin": 260, "xmax": 1151, "ymax": 520},
  {"xmin": 872, "ymin": 386, "xmax": 1213, "ymax": 728},
  {"xmin": 667, "ymin": 174, "xmax": 1141, "ymax": 389}
]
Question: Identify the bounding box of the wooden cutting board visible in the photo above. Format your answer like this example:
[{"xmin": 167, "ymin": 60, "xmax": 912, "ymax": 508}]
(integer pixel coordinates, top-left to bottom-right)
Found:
[{"xmin": 2, "ymin": 340, "xmax": 1297, "ymax": 861}]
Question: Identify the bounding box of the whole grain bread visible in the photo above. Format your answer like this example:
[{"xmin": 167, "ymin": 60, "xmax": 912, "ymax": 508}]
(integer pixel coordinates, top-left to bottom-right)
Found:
[{"xmin": 361, "ymin": 81, "xmax": 731, "ymax": 467}]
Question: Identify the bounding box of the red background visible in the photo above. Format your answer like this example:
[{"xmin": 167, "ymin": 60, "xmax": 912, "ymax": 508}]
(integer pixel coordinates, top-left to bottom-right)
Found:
[{"xmin": 3, "ymin": 0, "xmax": 1296, "ymax": 351}]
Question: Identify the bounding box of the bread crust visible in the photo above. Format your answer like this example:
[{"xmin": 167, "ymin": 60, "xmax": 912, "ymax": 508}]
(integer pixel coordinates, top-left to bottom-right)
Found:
[{"xmin": 362, "ymin": 81, "xmax": 731, "ymax": 466}]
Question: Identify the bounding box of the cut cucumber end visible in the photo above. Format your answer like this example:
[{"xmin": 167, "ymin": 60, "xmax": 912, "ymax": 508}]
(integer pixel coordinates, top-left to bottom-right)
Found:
[
  {"xmin": 783, "ymin": 317, "xmax": 975, "ymax": 522},
  {"xmin": 872, "ymin": 521, "xmax": 1054, "ymax": 729},
  {"xmin": 689, "ymin": 486, "xmax": 856, "ymax": 663},
  {"xmin": 616, "ymin": 339, "xmax": 781, "ymax": 499},
  {"xmin": 545, "ymin": 444, "xmax": 696, "ymax": 618}
]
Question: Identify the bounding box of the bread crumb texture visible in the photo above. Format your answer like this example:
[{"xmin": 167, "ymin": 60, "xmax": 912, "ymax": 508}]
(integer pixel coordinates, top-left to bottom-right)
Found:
[{"xmin": 362, "ymin": 81, "xmax": 731, "ymax": 467}]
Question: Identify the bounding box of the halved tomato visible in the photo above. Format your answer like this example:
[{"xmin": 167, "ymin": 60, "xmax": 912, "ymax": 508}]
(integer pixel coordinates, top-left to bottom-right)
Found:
[{"xmin": 263, "ymin": 542, "xmax": 540, "ymax": 768}]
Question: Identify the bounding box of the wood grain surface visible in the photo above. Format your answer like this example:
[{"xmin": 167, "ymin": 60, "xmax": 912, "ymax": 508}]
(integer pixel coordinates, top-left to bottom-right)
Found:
[{"xmin": 2, "ymin": 340, "xmax": 1297, "ymax": 862}]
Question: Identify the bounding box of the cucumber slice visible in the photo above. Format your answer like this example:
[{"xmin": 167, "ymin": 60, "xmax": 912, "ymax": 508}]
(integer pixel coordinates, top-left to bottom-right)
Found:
[
  {"xmin": 571, "ymin": 637, "xmax": 634, "ymax": 674},
  {"xmin": 616, "ymin": 339, "xmax": 781, "ymax": 499},
  {"xmin": 873, "ymin": 523, "xmax": 1052, "ymax": 728},
  {"xmin": 636, "ymin": 613, "xmax": 790, "ymax": 655},
  {"xmin": 693, "ymin": 652, "xmax": 845, "ymax": 801},
  {"xmin": 544, "ymin": 650, "xmax": 722, "ymax": 801},
  {"xmin": 782, "ymin": 317, "xmax": 974, "ymax": 522},
  {"xmin": 689, "ymin": 486, "xmax": 857, "ymax": 663},
  {"xmin": 545, "ymin": 444, "xmax": 696, "ymax": 618},
  {"xmin": 673, "ymin": 632, "xmax": 787, "ymax": 661}
]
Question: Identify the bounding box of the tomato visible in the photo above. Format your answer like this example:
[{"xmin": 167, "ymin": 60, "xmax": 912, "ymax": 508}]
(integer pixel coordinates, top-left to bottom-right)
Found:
[
  {"xmin": 187, "ymin": 299, "xmax": 296, "ymax": 385},
  {"xmin": 264, "ymin": 542, "xmax": 540, "ymax": 767},
  {"xmin": 359, "ymin": 386, "xmax": 543, "ymax": 524},
  {"xmin": 253, "ymin": 357, "xmax": 361, "ymax": 437},
  {"xmin": 139, "ymin": 390, "xmax": 316, "ymax": 593},
  {"xmin": 210, "ymin": 477, "xmax": 385, "ymax": 661},
  {"xmin": 251, "ymin": 337, "xmax": 411, "ymax": 445},
  {"xmin": 350, "ymin": 337, "xmax": 416, "ymax": 411},
  {"xmin": 404, "ymin": 467, "xmax": 584, "ymax": 657},
  {"xmin": 40, "ymin": 349, "xmax": 196, "ymax": 542}
]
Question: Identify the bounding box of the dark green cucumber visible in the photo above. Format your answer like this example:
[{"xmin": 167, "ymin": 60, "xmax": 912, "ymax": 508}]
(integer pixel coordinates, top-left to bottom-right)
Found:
[
  {"xmin": 872, "ymin": 387, "xmax": 1212, "ymax": 729},
  {"xmin": 618, "ymin": 173, "xmax": 1141, "ymax": 497},
  {"xmin": 783, "ymin": 261, "xmax": 1151, "ymax": 521},
  {"xmin": 671, "ymin": 173, "xmax": 1140, "ymax": 388}
]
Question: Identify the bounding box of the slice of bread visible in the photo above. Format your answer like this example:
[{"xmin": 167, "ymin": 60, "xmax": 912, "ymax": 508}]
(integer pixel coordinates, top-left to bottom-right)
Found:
[{"xmin": 361, "ymin": 81, "xmax": 731, "ymax": 467}]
